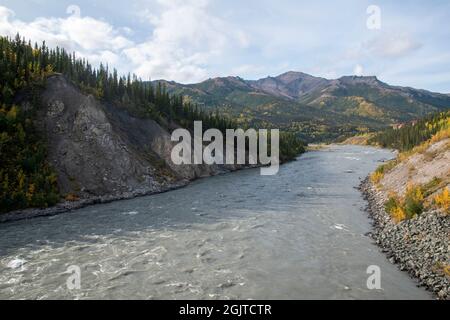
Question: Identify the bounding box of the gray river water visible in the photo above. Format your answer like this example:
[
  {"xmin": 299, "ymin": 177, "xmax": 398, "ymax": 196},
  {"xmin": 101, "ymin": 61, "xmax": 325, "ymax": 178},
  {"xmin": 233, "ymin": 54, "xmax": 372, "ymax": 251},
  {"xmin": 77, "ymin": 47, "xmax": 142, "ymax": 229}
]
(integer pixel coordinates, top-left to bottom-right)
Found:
[{"xmin": 0, "ymin": 145, "xmax": 430, "ymax": 299}]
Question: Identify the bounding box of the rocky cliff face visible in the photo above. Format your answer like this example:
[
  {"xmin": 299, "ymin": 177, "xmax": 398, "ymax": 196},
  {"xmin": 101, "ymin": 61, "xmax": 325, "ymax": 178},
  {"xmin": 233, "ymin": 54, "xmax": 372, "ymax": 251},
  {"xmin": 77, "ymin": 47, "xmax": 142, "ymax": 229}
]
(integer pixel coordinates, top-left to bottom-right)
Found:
[{"xmin": 34, "ymin": 75, "xmax": 223, "ymax": 201}]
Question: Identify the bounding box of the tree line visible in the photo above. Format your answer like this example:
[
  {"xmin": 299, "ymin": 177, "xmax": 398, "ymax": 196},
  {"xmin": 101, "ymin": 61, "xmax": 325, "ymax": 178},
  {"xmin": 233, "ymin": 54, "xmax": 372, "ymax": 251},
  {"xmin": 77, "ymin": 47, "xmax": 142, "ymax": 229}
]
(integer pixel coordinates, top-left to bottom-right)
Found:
[
  {"xmin": 369, "ymin": 111, "xmax": 450, "ymax": 151},
  {"xmin": 0, "ymin": 34, "xmax": 306, "ymax": 213}
]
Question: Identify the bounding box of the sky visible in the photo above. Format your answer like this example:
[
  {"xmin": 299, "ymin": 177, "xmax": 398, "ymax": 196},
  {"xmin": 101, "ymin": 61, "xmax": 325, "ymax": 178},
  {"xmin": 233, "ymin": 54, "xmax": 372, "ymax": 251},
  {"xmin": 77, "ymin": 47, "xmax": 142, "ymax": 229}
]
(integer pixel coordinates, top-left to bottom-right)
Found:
[{"xmin": 0, "ymin": 0, "xmax": 449, "ymax": 92}]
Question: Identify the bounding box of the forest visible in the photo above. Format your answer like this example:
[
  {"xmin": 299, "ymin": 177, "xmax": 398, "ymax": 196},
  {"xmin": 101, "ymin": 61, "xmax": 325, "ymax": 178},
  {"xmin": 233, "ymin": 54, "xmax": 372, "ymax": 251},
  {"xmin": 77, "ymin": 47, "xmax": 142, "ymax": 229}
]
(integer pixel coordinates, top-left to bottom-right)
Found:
[
  {"xmin": 0, "ymin": 34, "xmax": 305, "ymax": 213},
  {"xmin": 368, "ymin": 111, "xmax": 450, "ymax": 151}
]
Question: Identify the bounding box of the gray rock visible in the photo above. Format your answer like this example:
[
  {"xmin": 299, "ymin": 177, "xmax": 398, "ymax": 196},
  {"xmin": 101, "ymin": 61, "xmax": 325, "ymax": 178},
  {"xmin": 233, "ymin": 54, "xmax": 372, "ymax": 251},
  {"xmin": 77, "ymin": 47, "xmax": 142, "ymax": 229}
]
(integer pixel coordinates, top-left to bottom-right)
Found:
[{"xmin": 360, "ymin": 178, "xmax": 450, "ymax": 300}]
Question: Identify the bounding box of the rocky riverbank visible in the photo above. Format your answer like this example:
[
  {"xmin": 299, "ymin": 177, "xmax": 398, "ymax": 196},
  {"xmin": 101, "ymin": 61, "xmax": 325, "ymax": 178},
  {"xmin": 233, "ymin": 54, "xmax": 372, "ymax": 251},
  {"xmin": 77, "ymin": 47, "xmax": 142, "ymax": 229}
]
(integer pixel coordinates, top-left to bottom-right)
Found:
[
  {"xmin": 0, "ymin": 163, "xmax": 262, "ymax": 224},
  {"xmin": 360, "ymin": 178, "xmax": 450, "ymax": 300},
  {"xmin": 0, "ymin": 179, "xmax": 190, "ymax": 223}
]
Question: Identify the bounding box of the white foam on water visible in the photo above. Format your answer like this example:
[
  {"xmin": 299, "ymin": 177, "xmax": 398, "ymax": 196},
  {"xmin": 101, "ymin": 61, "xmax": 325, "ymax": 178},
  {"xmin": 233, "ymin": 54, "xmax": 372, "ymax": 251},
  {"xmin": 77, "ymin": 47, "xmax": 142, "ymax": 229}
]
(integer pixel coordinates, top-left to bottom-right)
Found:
[
  {"xmin": 122, "ymin": 211, "xmax": 139, "ymax": 215},
  {"xmin": 344, "ymin": 157, "xmax": 361, "ymax": 161},
  {"xmin": 7, "ymin": 259, "xmax": 26, "ymax": 270},
  {"xmin": 332, "ymin": 224, "xmax": 349, "ymax": 231}
]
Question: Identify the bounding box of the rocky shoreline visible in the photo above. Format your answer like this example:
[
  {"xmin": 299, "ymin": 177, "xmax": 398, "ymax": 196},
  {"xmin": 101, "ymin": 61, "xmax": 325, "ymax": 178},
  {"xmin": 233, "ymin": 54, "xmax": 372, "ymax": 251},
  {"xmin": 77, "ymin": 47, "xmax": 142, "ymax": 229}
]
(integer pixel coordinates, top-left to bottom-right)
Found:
[
  {"xmin": 0, "ymin": 179, "xmax": 190, "ymax": 224},
  {"xmin": 0, "ymin": 163, "xmax": 264, "ymax": 224},
  {"xmin": 360, "ymin": 178, "xmax": 449, "ymax": 300}
]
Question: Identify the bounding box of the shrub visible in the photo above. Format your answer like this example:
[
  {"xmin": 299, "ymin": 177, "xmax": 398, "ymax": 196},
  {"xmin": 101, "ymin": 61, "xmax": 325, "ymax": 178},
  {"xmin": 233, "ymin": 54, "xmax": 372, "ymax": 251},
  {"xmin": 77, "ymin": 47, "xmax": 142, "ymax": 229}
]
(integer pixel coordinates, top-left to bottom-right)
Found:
[
  {"xmin": 370, "ymin": 171, "xmax": 384, "ymax": 184},
  {"xmin": 384, "ymin": 185, "xmax": 425, "ymax": 223},
  {"xmin": 385, "ymin": 192, "xmax": 399, "ymax": 210},
  {"xmin": 385, "ymin": 192, "xmax": 405, "ymax": 223},
  {"xmin": 434, "ymin": 187, "xmax": 450, "ymax": 214},
  {"xmin": 422, "ymin": 177, "xmax": 443, "ymax": 197},
  {"xmin": 371, "ymin": 161, "xmax": 397, "ymax": 185},
  {"xmin": 403, "ymin": 184, "xmax": 424, "ymax": 218},
  {"xmin": 444, "ymin": 265, "xmax": 450, "ymax": 277},
  {"xmin": 391, "ymin": 206, "xmax": 407, "ymax": 223}
]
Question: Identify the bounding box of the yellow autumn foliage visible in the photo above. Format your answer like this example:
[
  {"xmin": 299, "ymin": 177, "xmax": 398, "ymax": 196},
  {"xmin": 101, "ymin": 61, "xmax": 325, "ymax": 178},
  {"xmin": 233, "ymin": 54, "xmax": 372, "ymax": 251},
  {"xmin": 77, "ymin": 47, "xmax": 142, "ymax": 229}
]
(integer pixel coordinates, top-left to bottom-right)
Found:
[
  {"xmin": 434, "ymin": 187, "xmax": 450, "ymax": 214},
  {"xmin": 391, "ymin": 206, "xmax": 407, "ymax": 223},
  {"xmin": 370, "ymin": 171, "xmax": 384, "ymax": 184},
  {"xmin": 406, "ymin": 184, "xmax": 424, "ymax": 203},
  {"xmin": 26, "ymin": 183, "xmax": 35, "ymax": 202},
  {"xmin": 385, "ymin": 184, "xmax": 425, "ymax": 223},
  {"xmin": 443, "ymin": 265, "xmax": 450, "ymax": 277}
]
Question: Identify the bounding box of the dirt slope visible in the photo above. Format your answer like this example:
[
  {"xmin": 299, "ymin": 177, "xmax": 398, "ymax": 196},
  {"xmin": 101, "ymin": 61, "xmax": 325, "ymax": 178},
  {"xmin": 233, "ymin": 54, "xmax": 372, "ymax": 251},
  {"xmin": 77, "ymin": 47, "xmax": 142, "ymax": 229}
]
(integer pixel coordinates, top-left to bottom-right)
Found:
[{"xmin": 380, "ymin": 139, "xmax": 450, "ymax": 196}]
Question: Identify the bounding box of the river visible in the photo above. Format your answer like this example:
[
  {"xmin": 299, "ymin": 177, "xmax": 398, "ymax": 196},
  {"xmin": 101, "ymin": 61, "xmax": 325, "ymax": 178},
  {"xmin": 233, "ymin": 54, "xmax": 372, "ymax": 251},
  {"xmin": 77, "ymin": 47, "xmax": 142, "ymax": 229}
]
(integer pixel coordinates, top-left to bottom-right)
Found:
[{"xmin": 0, "ymin": 145, "xmax": 430, "ymax": 299}]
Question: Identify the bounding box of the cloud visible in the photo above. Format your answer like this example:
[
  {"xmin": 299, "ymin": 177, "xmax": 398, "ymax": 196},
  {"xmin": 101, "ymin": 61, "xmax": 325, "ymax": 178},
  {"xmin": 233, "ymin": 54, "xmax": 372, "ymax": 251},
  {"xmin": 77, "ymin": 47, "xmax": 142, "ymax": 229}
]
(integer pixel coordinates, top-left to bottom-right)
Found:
[
  {"xmin": 0, "ymin": 1, "xmax": 448, "ymax": 92},
  {"xmin": 0, "ymin": 5, "xmax": 133, "ymax": 67},
  {"xmin": 353, "ymin": 64, "xmax": 364, "ymax": 76},
  {"xmin": 0, "ymin": 1, "xmax": 249, "ymax": 83},
  {"xmin": 125, "ymin": 0, "xmax": 249, "ymax": 82},
  {"xmin": 230, "ymin": 64, "xmax": 264, "ymax": 77},
  {"xmin": 364, "ymin": 32, "xmax": 422, "ymax": 58}
]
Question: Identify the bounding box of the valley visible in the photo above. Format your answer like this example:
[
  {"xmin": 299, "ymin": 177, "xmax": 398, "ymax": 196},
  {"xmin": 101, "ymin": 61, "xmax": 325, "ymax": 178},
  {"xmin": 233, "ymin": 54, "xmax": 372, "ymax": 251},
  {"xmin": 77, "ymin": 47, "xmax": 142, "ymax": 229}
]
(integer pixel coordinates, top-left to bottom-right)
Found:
[{"xmin": 157, "ymin": 72, "xmax": 450, "ymax": 142}]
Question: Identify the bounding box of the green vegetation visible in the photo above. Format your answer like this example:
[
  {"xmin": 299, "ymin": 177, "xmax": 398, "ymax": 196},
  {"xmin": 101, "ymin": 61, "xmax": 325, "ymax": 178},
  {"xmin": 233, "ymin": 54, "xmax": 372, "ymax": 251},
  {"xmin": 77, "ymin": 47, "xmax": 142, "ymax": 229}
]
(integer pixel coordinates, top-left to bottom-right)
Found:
[
  {"xmin": 369, "ymin": 111, "xmax": 450, "ymax": 151},
  {"xmin": 0, "ymin": 34, "xmax": 306, "ymax": 213},
  {"xmin": 0, "ymin": 36, "xmax": 60, "ymax": 213},
  {"xmin": 370, "ymin": 112, "xmax": 450, "ymax": 222},
  {"xmin": 385, "ymin": 181, "xmax": 450, "ymax": 223},
  {"xmin": 162, "ymin": 73, "xmax": 450, "ymax": 144},
  {"xmin": 385, "ymin": 185, "xmax": 425, "ymax": 223},
  {"xmin": 0, "ymin": 34, "xmax": 236, "ymax": 133},
  {"xmin": 279, "ymin": 132, "xmax": 306, "ymax": 162},
  {"xmin": 370, "ymin": 160, "xmax": 398, "ymax": 185},
  {"xmin": 434, "ymin": 187, "xmax": 450, "ymax": 214}
]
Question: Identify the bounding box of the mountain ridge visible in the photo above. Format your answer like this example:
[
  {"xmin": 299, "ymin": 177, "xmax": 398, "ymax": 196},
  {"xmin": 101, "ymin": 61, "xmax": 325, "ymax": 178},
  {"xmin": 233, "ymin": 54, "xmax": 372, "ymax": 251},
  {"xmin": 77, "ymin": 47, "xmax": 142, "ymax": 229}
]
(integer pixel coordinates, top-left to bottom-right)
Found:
[
  {"xmin": 155, "ymin": 71, "xmax": 447, "ymax": 100},
  {"xmin": 154, "ymin": 71, "xmax": 450, "ymax": 142}
]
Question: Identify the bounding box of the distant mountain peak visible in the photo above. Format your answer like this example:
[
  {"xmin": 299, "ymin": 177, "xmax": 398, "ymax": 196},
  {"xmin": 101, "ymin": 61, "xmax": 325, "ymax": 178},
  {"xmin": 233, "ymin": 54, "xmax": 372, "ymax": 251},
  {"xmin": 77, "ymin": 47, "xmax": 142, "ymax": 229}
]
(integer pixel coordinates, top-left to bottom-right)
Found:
[
  {"xmin": 275, "ymin": 71, "xmax": 324, "ymax": 83},
  {"xmin": 248, "ymin": 71, "xmax": 330, "ymax": 99},
  {"xmin": 337, "ymin": 75, "xmax": 381, "ymax": 85}
]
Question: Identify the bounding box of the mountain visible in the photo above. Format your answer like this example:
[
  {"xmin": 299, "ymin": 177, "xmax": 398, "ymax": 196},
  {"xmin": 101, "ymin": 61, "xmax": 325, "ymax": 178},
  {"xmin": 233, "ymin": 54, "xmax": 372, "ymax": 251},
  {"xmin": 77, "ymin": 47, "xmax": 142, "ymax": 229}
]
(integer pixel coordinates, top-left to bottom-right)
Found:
[
  {"xmin": 156, "ymin": 72, "xmax": 450, "ymax": 142},
  {"xmin": 248, "ymin": 71, "xmax": 330, "ymax": 100}
]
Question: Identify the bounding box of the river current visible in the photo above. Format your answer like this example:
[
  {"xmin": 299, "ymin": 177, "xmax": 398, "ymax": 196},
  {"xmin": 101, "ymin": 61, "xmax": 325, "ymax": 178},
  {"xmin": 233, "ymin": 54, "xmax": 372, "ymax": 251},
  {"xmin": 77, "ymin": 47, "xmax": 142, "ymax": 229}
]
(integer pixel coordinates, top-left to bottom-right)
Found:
[{"xmin": 0, "ymin": 145, "xmax": 430, "ymax": 299}]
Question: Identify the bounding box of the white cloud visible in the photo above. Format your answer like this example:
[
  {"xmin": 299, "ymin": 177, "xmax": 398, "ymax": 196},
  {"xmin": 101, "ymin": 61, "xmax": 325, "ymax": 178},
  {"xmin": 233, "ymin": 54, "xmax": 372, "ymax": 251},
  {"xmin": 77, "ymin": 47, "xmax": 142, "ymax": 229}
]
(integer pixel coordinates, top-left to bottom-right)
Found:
[
  {"xmin": 0, "ymin": 5, "xmax": 133, "ymax": 68},
  {"xmin": 0, "ymin": 1, "xmax": 448, "ymax": 92},
  {"xmin": 125, "ymin": 0, "xmax": 249, "ymax": 82},
  {"xmin": 0, "ymin": 1, "xmax": 249, "ymax": 83},
  {"xmin": 344, "ymin": 32, "xmax": 422, "ymax": 63},
  {"xmin": 364, "ymin": 32, "xmax": 422, "ymax": 58},
  {"xmin": 353, "ymin": 64, "xmax": 364, "ymax": 76}
]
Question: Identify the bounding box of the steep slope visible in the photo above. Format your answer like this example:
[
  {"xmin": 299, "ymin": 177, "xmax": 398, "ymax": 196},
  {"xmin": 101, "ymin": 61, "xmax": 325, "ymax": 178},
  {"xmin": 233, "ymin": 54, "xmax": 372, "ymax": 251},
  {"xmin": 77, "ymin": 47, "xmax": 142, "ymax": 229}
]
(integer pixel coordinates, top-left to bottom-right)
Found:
[
  {"xmin": 1, "ymin": 74, "xmax": 236, "ymax": 221},
  {"xmin": 362, "ymin": 123, "xmax": 450, "ymax": 299},
  {"xmin": 36, "ymin": 75, "xmax": 220, "ymax": 199},
  {"xmin": 1, "ymin": 36, "xmax": 308, "ymax": 217},
  {"xmin": 159, "ymin": 72, "xmax": 450, "ymax": 142}
]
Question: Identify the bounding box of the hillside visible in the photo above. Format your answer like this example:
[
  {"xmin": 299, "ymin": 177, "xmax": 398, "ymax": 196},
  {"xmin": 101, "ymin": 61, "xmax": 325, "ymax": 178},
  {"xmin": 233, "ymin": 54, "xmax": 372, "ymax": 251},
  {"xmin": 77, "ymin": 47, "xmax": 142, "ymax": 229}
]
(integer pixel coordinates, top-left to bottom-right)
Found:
[
  {"xmin": 369, "ymin": 111, "xmax": 450, "ymax": 151},
  {"xmin": 0, "ymin": 35, "xmax": 305, "ymax": 216},
  {"xmin": 158, "ymin": 72, "xmax": 450, "ymax": 142},
  {"xmin": 362, "ymin": 116, "xmax": 450, "ymax": 299}
]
